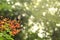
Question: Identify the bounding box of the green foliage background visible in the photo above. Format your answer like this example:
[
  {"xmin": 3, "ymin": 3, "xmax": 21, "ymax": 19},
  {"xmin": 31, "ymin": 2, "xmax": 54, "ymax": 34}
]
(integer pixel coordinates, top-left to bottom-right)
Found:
[{"xmin": 0, "ymin": 0, "xmax": 60, "ymax": 40}]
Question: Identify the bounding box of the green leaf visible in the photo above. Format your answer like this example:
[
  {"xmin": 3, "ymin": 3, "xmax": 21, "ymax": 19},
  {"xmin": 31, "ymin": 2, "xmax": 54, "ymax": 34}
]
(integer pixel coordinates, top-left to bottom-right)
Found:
[{"xmin": 0, "ymin": 37, "xmax": 4, "ymax": 40}]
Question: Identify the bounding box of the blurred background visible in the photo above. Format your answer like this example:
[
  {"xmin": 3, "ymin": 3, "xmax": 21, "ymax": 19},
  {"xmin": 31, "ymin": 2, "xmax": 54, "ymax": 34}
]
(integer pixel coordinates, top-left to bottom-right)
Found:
[{"xmin": 0, "ymin": 0, "xmax": 60, "ymax": 40}]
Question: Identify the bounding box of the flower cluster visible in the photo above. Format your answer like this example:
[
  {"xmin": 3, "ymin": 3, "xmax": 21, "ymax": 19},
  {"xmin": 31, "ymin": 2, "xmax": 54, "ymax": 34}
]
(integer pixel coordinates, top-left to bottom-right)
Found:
[{"xmin": 0, "ymin": 17, "xmax": 20, "ymax": 36}]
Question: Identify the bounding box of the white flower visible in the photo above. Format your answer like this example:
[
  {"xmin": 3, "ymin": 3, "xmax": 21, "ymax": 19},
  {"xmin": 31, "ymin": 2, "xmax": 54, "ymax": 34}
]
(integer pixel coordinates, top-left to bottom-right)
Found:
[{"xmin": 48, "ymin": 7, "xmax": 58, "ymax": 15}]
